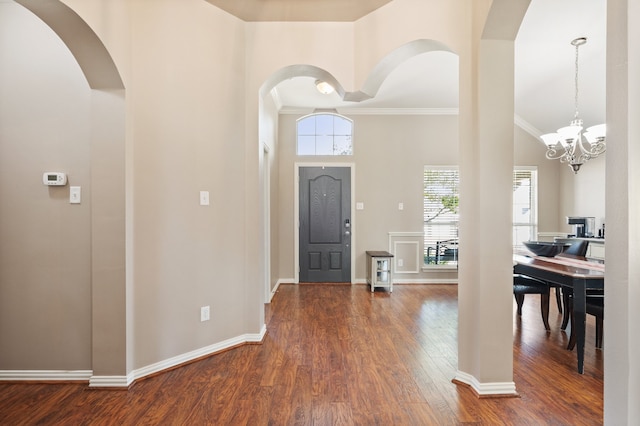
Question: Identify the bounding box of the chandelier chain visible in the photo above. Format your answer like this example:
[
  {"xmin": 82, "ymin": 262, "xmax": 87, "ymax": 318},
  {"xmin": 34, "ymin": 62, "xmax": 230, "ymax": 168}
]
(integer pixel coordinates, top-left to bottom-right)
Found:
[{"xmin": 574, "ymin": 42, "xmax": 580, "ymax": 119}]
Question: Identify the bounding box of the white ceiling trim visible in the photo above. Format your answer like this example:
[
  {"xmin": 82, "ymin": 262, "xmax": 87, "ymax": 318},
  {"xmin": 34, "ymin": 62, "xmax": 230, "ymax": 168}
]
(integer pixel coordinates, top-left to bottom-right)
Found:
[
  {"xmin": 279, "ymin": 107, "xmax": 459, "ymax": 116},
  {"xmin": 514, "ymin": 114, "xmax": 543, "ymax": 139}
]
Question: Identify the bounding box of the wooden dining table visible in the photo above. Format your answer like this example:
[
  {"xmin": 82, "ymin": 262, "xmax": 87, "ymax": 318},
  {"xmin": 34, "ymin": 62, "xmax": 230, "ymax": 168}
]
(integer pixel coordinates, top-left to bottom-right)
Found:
[{"xmin": 513, "ymin": 253, "xmax": 605, "ymax": 374}]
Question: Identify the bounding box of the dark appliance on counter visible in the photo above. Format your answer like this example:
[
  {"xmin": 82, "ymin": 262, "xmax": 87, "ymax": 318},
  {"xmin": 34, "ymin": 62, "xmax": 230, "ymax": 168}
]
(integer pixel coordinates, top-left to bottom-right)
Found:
[{"xmin": 567, "ymin": 216, "xmax": 595, "ymax": 238}]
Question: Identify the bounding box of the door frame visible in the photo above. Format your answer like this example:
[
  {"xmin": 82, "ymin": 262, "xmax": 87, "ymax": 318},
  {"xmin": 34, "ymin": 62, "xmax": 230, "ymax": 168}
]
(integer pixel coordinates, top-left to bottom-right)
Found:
[
  {"xmin": 294, "ymin": 162, "xmax": 355, "ymax": 284},
  {"xmin": 263, "ymin": 143, "xmax": 272, "ymax": 302}
]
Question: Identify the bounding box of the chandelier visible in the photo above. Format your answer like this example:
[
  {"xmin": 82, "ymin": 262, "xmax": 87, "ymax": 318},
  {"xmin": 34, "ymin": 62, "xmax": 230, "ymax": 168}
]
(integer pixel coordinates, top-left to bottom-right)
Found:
[{"xmin": 539, "ymin": 37, "xmax": 606, "ymax": 173}]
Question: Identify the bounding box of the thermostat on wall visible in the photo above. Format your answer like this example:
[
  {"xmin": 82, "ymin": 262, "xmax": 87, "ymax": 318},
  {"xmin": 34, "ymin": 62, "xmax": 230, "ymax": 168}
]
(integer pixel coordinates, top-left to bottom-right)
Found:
[{"xmin": 42, "ymin": 172, "xmax": 67, "ymax": 186}]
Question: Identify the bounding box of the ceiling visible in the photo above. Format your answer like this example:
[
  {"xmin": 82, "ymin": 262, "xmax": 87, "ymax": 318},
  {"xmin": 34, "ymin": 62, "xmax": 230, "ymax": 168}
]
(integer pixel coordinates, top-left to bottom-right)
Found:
[
  {"xmin": 247, "ymin": 0, "xmax": 606, "ymax": 140},
  {"xmin": 206, "ymin": 0, "xmax": 392, "ymax": 22}
]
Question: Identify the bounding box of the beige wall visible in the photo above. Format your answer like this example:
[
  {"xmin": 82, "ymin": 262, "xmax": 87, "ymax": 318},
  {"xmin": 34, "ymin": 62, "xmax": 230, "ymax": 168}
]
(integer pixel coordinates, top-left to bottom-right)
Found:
[
  {"xmin": 3, "ymin": 1, "xmax": 627, "ymax": 416},
  {"xmin": 1, "ymin": 0, "xmax": 253, "ymax": 374},
  {"xmin": 559, "ymin": 153, "xmax": 606, "ymax": 234},
  {"xmin": 0, "ymin": 3, "xmax": 92, "ymax": 370},
  {"xmin": 276, "ymin": 113, "xmax": 565, "ymax": 284},
  {"xmin": 127, "ymin": 0, "xmax": 250, "ymax": 368}
]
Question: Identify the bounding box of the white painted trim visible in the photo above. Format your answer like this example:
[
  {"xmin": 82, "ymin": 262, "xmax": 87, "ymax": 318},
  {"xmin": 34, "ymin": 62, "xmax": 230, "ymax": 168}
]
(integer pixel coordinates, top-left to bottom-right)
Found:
[
  {"xmin": 453, "ymin": 370, "xmax": 518, "ymax": 397},
  {"xmin": 281, "ymin": 110, "xmax": 540, "ymax": 144},
  {"xmin": 270, "ymin": 87, "xmax": 283, "ymax": 110},
  {"xmin": 89, "ymin": 375, "xmax": 131, "ymax": 388},
  {"xmin": 263, "ymin": 143, "xmax": 272, "ymax": 304},
  {"xmin": 280, "ymin": 107, "xmax": 459, "ymax": 116},
  {"xmin": 294, "ymin": 163, "xmax": 356, "ymax": 284},
  {"xmin": 388, "ymin": 231, "xmax": 423, "ymax": 237},
  {"xmin": 393, "ymin": 240, "xmax": 420, "ymax": 273},
  {"xmin": 394, "ymin": 278, "xmax": 458, "ymax": 284},
  {"xmin": 355, "ymin": 279, "xmax": 457, "ymax": 285},
  {"xmin": 266, "ymin": 280, "xmax": 283, "ymax": 303},
  {"xmin": 124, "ymin": 325, "xmax": 268, "ymax": 387},
  {"xmin": 514, "ymin": 113, "xmax": 542, "ymax": 139},
  {"xmin": 422, "ymin": 266, "xmax": 458, "ymax": 271},
  {"xmin": 0, "ymin": 370, "xmax": 92, "ymax": 382}
]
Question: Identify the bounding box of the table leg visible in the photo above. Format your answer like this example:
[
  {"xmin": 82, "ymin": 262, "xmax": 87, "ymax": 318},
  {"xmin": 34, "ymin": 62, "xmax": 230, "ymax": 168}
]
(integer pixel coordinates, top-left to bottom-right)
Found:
[{"xmin": 572, "ymin": 278, "xmax": 587, "ymax": 374}]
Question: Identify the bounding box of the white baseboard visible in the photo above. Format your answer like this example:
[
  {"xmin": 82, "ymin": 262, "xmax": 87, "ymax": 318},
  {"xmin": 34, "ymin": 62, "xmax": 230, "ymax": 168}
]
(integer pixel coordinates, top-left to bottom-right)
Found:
[
  {"xmin": 89, "ymin": 375, "xmax": 131, "ymax": 388},
  {"xmin": 354, "ymin": 279, "xmax": 458, "ymax": 285},
  {"xmin": 393, "ymin": 279, "xmax": 458, "ymax": 284},
  {"xmin": 453, "ymin": 370, "xmax": 518, "ymax": 397},
  {"xmin": 0, "ymin": 327, "xmax": 268, "ymax": 389},
  {"xmin": 267, "ymin": 280, "xmax": 285, "ymax": 302},
  {"xmin": 121, "ymin": 325, "xmax": 268, "ymax": 388},
  {"xmin": 0, "ymin": 370, "xmax": 92, "ymax": 382}
]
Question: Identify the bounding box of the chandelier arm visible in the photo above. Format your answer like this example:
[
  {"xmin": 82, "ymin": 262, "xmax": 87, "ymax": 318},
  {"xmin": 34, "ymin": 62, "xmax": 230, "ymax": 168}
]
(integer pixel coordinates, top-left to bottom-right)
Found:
[
  {"xmin": 545, "ymin": 147, "xmax": 569, "ymax": 161},
  {"xmin": 578, "ymin": 135, "xmax": 607, "ymax": 157}
]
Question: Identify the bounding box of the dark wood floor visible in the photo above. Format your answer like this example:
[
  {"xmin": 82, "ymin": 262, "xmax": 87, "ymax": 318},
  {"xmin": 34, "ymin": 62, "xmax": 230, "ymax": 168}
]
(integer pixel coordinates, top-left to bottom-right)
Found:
[{"xmin": 0, "ymin": 284, "xmax": 603, "ymax": 425}]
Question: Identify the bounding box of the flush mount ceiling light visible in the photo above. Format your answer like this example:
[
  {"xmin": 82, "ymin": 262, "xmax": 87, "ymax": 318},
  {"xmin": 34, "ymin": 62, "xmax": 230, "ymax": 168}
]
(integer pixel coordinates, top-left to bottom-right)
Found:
[
  {"xmin": 539, "ymin": 37, "xmax": 606, "ymax": 174},
  {"xmin": 315, "ymin": 80, "xmax": 335, "ymax": 95}
]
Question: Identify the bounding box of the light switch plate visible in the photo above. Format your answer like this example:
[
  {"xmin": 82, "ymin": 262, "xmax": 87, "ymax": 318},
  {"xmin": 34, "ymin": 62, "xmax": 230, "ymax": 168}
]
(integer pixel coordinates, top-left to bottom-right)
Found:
[
  {"xmin": 200, "ymin": 306, "xmax": 210, "ymax": 322},
  {"xmin": 356, "ymin": 202, "xmax": 364, "ymax": 210},
  {"xmin": 199, "ymin": 191, "xmax": 210, "ymax": 206},
  {"xmin": 70, "ymin": 186, "xmax": 81, "ymax": 204}
]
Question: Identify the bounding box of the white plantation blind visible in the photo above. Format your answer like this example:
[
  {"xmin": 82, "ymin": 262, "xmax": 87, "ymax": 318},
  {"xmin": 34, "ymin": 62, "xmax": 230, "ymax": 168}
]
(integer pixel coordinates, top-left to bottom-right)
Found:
[
  {"xmin": 423, "ymin": 167, "xmax": 538, "ymax": 264},
  {"xmin": 513, "ymin": 168, "xmax": 538, "ymax": 247},
  {"xmin": 423, "ymin": 168, "xmax": 459, "ymax": 265}
]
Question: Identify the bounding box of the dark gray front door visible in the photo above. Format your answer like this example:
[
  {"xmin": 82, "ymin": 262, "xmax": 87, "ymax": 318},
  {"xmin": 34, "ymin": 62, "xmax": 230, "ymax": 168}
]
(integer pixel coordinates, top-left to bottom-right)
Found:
[{"xmin": 299, "ymin": 167, "xmax": 351, "ymax": 282}]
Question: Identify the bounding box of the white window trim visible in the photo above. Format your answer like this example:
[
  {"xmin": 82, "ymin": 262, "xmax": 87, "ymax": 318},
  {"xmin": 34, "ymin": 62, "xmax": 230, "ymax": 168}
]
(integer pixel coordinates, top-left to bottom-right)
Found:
[{"xmin": 296, "ymin": 113, "xmax": 354, "ymax": 156}]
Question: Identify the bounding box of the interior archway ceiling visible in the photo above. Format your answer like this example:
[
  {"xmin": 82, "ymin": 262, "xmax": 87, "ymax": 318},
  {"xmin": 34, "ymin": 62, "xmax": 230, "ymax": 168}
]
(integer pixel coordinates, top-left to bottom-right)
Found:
[
  {"xmin": 205, "ymin": 0, "xmax": 391, "ymax": 22},
  {"xmin": 258, "ymin": 0, "xmax": 605, "ymax": 140},
  {"xmin": 273, "ymin": 50, "xmax": 459, "ymax": 112}
]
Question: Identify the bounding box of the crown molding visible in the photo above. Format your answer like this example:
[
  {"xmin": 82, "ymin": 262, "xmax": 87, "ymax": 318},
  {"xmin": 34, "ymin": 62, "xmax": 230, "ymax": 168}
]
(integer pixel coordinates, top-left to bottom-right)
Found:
[
  {"xmin": 514, "ymin": 114, "xmax": 542, "ymax": 139},
  {"xmin": 280, "ymin": 107, "xmax": 459, "ymax": 115}
]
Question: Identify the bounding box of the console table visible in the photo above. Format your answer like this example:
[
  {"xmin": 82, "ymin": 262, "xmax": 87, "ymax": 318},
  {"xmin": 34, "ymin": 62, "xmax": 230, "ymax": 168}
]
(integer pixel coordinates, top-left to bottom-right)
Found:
[{"xmin": 366, "ymin": 251, "xmax": 394, "ymax": 292}]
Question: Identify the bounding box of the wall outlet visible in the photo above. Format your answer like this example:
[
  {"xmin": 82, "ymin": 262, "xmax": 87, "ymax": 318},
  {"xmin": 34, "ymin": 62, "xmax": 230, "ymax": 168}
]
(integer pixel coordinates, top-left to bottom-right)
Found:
[
  {"xmin": 200, "ymin": 306, "xmax": 210, "ymax": 322},
  {"xmin": 397, "ymin": 259, "xmax": 404, "ymax": 267}
]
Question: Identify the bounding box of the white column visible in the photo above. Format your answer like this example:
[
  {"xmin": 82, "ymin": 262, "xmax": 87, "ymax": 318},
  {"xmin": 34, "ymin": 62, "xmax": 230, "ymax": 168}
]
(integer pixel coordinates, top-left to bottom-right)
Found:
[
  {"xmin": 604, "ymin": 0, "xmax": 640, "ymax": 423},
  {"xmin": 455, "ymin": 36, "xmax": 517, "ymax": 396}
]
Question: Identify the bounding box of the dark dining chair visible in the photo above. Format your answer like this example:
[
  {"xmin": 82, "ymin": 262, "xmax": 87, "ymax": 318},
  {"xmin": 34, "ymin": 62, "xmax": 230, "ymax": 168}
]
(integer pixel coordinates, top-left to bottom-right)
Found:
[
  {"xmin": 563, "ymin": 240, "xmax": 590, "ymax": 256},
  {"xmin": 560, "ymin": 240, "xmax": 591, "ymax": 329},
  {"xmin": 567, "ymin": 294, "xmax": 604, "ymax": 350},
  {"xmin": 513, "ymin": 273, "xmax": 551, "ymax": 330}
]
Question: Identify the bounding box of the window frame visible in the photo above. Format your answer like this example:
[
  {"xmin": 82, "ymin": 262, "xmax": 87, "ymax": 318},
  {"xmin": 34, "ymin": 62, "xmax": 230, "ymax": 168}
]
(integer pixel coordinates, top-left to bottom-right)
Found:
[
  {"xmin": 512, "ymin": 166, "xmax": 539, "ymax": 249},
  {"xmin": 423, "ymin": 166, "xmax": 460, "ymax": 269},
  {"xmin": 296, "ymin": 113, "xmax": 353, "ymax": 156},
  {"xmin": 422, "ymin": 166, "xmax": 539, "ymax": 269}
]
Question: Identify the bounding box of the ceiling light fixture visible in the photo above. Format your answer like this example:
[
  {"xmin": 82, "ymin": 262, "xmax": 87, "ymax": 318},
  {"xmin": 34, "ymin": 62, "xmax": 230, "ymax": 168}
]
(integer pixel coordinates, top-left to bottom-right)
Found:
[
  {"xmin": 539, "ymin": 37, "xmax": 606, "ymax": 173},
  {"xmin": 315, "ymin": 80, "xmax": 335, "ymax": 95}
]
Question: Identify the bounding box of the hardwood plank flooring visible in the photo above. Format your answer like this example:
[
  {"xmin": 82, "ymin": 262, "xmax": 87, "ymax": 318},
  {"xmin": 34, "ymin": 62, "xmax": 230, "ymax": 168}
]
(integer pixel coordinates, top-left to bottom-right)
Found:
[{"xmin": 0, "ymin": 284, "xmax": 603, "ymax": 425}]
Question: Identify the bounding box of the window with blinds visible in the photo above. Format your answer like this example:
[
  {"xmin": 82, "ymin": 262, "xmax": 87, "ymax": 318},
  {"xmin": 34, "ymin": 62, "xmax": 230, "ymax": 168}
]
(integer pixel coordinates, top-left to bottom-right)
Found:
[
  {"xmin": 513, "ymin": 168, "xmax": 538, "ymax": 248},
  {"xmin": 423, "ymin": 167, "xmax": 538, "ymax": 266},
  {"xmin": 423, "ymin": 168, "xmax": 459, "ymax": 266}
]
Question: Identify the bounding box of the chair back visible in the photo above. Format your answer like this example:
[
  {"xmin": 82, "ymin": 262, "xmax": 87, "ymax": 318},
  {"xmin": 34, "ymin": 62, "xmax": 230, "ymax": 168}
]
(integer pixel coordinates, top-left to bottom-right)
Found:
[{"xmin": 564, "ymin": 240, "xmax": 589, "ymax": 256}]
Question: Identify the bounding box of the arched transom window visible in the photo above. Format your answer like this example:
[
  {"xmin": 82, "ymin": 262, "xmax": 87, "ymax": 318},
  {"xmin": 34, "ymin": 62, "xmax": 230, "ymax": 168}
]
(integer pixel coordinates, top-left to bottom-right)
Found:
[{"xmin": 296, "ymin": 113, "xmax": 353, "ymax": 155}]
